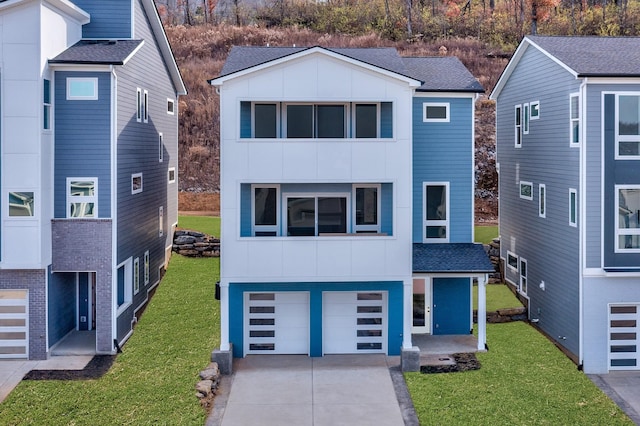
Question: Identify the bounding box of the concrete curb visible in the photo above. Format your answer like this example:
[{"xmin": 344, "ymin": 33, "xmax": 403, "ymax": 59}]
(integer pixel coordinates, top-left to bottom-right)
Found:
[
  {"xmin": 588, "ymin": 374, "xmax": 640, "ymax": 425},
  {"xmin": 389, "ymin": 365, "xmax": 420, "ymax": 426},
  {"xmin": 205, "ymin": 373, "xmax": 234, "ymax": 426}
]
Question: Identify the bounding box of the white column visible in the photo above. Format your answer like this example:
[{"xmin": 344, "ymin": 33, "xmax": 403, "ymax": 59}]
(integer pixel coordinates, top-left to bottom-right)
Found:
[
  {"xmin": 477, "ymin": 275, "xmax": 487, "ymax": 351},
  {"xmin": 220, "ymin": 281, "xmax": 230, "ymax": 351},
  {"xmin": 403, "ymin": 279, "xmax": 413, "ymax": 349}
]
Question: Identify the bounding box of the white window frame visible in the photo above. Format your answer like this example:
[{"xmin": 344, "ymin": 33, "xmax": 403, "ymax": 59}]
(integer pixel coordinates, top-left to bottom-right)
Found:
[
  {"xmin": 615, "ymin": 185, "xmax": 640, "ymax": 253},
  {"xmin": 530, "ymin": 101, "xmax": 540, "ymax": 120},
  {"xmin": 43, "ymin": 79, "xmax": 51, "ymax": 130},
  {"xmin": 167, "ymin": 98, "xmax": 175, "ymax": 115},
  {"xmin": 284, "ymin": 192, "xmax": 351, "ymax": 237},
  {"xmin": 423, "ymin": 182, "xmax": 450, "ymax": 243},
  {"xmin": 519, "ymin": 258, "xmax": 528, "ymax": 295},
  {"xmin": 159, "ymin": 132, "xmax": 164, "ymax": 163},
  {"xmin": 519, "ymin": 181, "xmax": 533, "ymax": 200},
  {"xmin": 8, "ymin": 191, "xmax": 36, "ymax": 218},
  {"xmin": 67, "ymin": 77, "xmax": 98, "ymax": 100},
  {"xmin": 136, "ymin": 88, "xmax": 142, "ymax": 122},
  {"xmin": 159, "ymin": 206, "xmax": 164, "ymax": 237},
  {"xmin": 507, "ymin": 251, "xmax": 519, "ymax": 272},
  {"xmin": 352, "ymin": 184, "xmax": 381, "ymax": 233},
  {"xmin": 615, "ymin": 93, "xmax": 640, "ymax": 160},
  {"xmin": 133, "ymin": 257, "xmax": 140, "ymax": 295},
  {"xmin": 131, "ymin": 173, "xmax": 143, "ymax": 195},
  {"xmin": 423, "ymin": 102, "xmax": 450, "ymax": 123},
  {"xmin": 116, "ymin": 257, "xmax": 133, "ymax": 314},
  {"xmin": 515, "ymin": 104, "xmax": 522, "ymax": 148},
  {"xmin": 144, "ymin": 250, "xmax": 150, "ymax": 285},
  {"xmin": 570, "ymin": 93, "xmax": 580, "ymax": 147},
  {"xmin": 251, "ymin": 184, "xmax": 280, "ymax": 237},
  {"xmin": 539, "ymin": 184, "xmax": 546, "ymax": 218},
  {"xmin": 143, "ymin": 90, "xmax": 149, "ymax": 123},
  {"xmin": 67, "ymin": 177, "xmax": 98, "ymax": 218},
  {"xmin": 523, "ymin": 102, "xmax": 529, "ymax": 135},
  {"xmin": 569, "ymin": 188, "xmax": 578, "ymax": 227},
  {"xmin": 168, "ymin": 167, "xmax": 176, "ymax": 184}
]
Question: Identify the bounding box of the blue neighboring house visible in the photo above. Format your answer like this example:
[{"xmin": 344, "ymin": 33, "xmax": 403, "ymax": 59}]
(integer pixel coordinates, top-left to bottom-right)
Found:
[
  {"xmin": 0, "ymin": 0, "xmax": 186, "ymax": 360},
  {"xmin": 209, "ymin": 46, "xmax": 493, "ymax": 371},
  {"xmin": 491, "ymin": 35, "xmax": 640, "ymax": 373}
]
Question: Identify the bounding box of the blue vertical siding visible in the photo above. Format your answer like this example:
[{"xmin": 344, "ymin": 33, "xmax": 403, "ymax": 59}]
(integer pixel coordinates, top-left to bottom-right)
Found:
[
  {"xmin": 47, "ymin": 271, "xmax": 77, "ymax": 346},
  {"xmin": 380, "ymin": 102, "xmax": 392, "ymax": 138},
  {"xmin": 240, "ymin": 184, "xmax": 251, "ymax": 236},
  {"xmin": 54, "ymin": 71, "xmax": 112, "ymax": 219},
  {"xmin": 412, "ymin": 96, "xmax": 473, "ymax": 243},
  {"xmin": 240, "ymin": 102, "xmax": 251, "ymax": 138},
  {"xmin": 381, "ymin": 183, "xmax": 393, "ymax": 235},
  {"xmin": 229, "ymin": 281, "xmax": 403, "ymax": 358},
  {"xmin": 73, "ymin": 0, "xmax": 132, "ymax": 38}
]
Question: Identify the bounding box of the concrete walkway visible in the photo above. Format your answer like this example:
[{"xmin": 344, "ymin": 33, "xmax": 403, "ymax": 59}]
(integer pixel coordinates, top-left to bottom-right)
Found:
[
  {"xmin": 589, "ymin": 372, "xmax": 640, "ymax": 425},
  {"xmin": 209, "ymin": 354, "xmax": 410, "ymax": 426},
  {"xmin": 0, "ymin": 356, "xmax": 92, "ymax": 403}
]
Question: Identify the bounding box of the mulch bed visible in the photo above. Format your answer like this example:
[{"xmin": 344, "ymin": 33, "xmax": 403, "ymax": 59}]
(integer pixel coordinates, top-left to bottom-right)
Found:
[
  {"xmin": 23, "ymin": 356, "xmax": 116, "ymax": 381},
  {"xmin": 420, "ymin": 353, "xmax": 481, "ymax": 374}
]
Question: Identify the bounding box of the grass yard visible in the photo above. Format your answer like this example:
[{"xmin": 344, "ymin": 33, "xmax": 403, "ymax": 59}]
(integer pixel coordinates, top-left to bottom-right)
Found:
[
  {"xmin": 0, "ymin": 216, "xmax": 221, "ymax": 425},
  {"xmin": 474, "ymin": 283, "xmax": 523, "ymax": 312},
  {"xmin": 405, "ymin": 321, "xmax": 633, "ymax": 425},
  {"xmin": 177, "ymin": 215, "xmax": 220, "ymax": 237},
  {"xmin": 475, "ymin": 225, "xmax": 498, "ymax": 244}
]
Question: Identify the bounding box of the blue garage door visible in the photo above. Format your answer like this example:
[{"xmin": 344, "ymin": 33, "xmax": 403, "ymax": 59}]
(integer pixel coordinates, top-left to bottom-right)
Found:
[{"xmin": 432, "ymin": 278, "xmax": 470, "ymax": 335}]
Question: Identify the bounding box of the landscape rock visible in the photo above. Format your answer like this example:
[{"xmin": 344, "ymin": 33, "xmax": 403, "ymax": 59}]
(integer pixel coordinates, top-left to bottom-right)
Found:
[
  {"xmin": 173, "ymin": 229, "xmax": 220, "ymax": 257},
  {"xmin": 196, "ymin": 380, "xmax": 214, "ymax": 396}
]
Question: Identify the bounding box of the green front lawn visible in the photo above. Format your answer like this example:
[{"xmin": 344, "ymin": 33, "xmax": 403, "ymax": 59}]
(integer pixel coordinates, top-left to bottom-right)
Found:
[
  {"xmin": 474, "ymin": 283, "xmax": 523, "ymax": 312},
  {"xmin": 475, "ymin": 225, "xmax": 498, "ymax": 244},
  {"xmin": 0, "ymin": 217, "xmax": 221, "ymax": 425},
  {"xmin": 405, "ymin": 322, "xmax": 633, "ymax": 425}
]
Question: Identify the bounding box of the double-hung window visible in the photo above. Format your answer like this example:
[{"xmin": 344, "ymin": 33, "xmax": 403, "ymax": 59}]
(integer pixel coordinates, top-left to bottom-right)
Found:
[
  {"xmin": 523, "ymin": 103, "xmax": 529, "ymax": 134},
  {"xmin": 616, "ymin": 94, "xmax": 640, "ymax": 158},
  {"xmin": 570, "ymin": 93, "xmax": 580, "ymax": 146},
  {"xmin": 353, "ymin": 185, "xmax": 380, "ymax": 233},
  {"xmin": 514, "ymin": 105, "xmax": 522, "ymax": 147},
  {"xmin": 67, "ymin": 178, "xmax": 97, "ymax": 218},
  {"xmin": 616, "ymin": 186, "xmax": 640, "ymax": 251},
  {"xmin": 252, "ymin": 185, "xmax": 279, "ymax": 236},
  {"xmin": 519, "ymin": 258, "xmax": 528, "ymax": 295},
  {"xmin": 286, "ymin": 194, "xmax": 348, "ymax": 236},
  {"xmin": 423, "ymin": 183, "xmax": 449, "ymax": 242}
]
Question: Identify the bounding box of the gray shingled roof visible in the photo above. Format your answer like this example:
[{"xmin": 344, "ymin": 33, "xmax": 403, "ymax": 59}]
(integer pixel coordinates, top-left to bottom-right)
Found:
[
  {"xmin": 413, "ymin": 243, "xmax": 494, "ymax": 273},
  {"xmin": 528, "ymin": 35, "xmax": 640, "ymax": 76},
  {"xmin": 403, "ymin": 57, "xmax": 484, "ymax": 92},
  {"xmin": 49, "ymin": 40, "xmax": 143, "ymax": 65},
  {"xmin": 216, "ymin": 46, "xmax": 482, "ymax": 92}
]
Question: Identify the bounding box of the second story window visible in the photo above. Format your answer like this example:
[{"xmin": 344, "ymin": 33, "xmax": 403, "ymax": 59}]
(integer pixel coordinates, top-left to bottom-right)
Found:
[
  {"xmin": 423, "ymin": 183, "xmax": 449, "ymax": 243},
  {"xmin": 423, "ymin": 102, "xmax": 450, "ymax": 123},
  {"xmin": 67, "ymin": 178, "xmax": 97, "ymax": 218},
  {"xmin": 570, "ymin": 93, "xmax": 580, "ymax": 146},
  {"xmin": 252, "ymin": 185, "xmax": 279, "ymax": 236},
  {"xmin": 287, "ymin": 195, "xmax": 348, "ymax": 236},
  {"xmin": 617, "ymin": 94, "xmax": 640, "ymax": 158},
  {"xmin": 67, "ymin": 77, "xmax": 98, "ymax": 100},
  {"xmin": 616, "ymin": 186, "xmax": 640, "ymax": 251},
  {"xmin": 43, "ymin": 79, "xmax": 51, "ymax": 130},
  {"xmin": 354, "ymin": 185, "xmax": 380, "ymax": 233},
  {"xmin": 514, "ymin": 104, "xmax": 522, "ymax": 147}
]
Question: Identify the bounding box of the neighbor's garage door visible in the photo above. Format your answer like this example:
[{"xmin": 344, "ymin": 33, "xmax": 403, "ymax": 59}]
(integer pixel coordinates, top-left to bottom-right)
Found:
[
  {"xmin": 245, "ymin": 292, "xmax": 309, "ymax": 355},
  {"xmin": 0, "ymin": 290, "xmax": 28, "ymax": 359},
  {"xmin": 609, "ymin": 304, "xmax": 640, "ymax": 370},
  {"xmin": 324, "ymin": 292, "xmax": 386, "ymax": 354}
]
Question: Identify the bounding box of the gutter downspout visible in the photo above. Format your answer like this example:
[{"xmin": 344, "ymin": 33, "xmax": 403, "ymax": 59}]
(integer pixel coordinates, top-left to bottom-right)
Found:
[
  {"xmin": 110, "ymin": 66, "xmax": 118, "ymax": 354},
  {"xmin": 578, "ymin": 76, "xmax": 587, "ymax": 369}
]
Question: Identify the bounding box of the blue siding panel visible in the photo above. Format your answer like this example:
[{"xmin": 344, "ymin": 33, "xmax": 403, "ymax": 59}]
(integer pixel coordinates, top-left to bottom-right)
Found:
[
  {"xmin": 73, "ymin": 0, "xmax": 132, "ymax": 39},
  {"xmin": 54, "ymin": 71, "xmax": 112, "ymax": 219},
  {"xmin": 412, "ymin": 97, "xmax": 474, "ymax": 243},
  {"xmin": 240, "ymin": 102, "xmax": 251, "ymax": 138},
  {"xmin": 47, "ymin": 271, "xmax": 76, "ymax": 346},
  {"xmin": 381, "ymin": 183, "xmax": 393, "ymax": 235},
  {"xmin": 380, "ymin": 102, "xmax": 392, "ymax": 138},
  {"xmin": 229, "ymin": 281, "xmax": 403, "ymax": 358},
  {"xmin": 240, "ymin": 184, "xmax": 251, "ymax": 237}
]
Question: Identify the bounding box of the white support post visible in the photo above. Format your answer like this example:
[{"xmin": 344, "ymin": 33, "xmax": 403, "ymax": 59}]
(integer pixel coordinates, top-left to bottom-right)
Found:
[
  {"xmin": 477, "ymin": 274, "xmax": 487, "ymax": 351},
  {"xmin": 220, "ymin": 281, "xmax": 230, "ymax": 351},
  {"xmin": 403, "ymin": 279, "xmax": 413, "ymax": 349}
]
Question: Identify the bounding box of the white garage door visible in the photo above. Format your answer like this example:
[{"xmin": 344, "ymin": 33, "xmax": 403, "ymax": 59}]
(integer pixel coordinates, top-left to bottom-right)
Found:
[
  {"xmin": 245, "ymin": 292, "xmax": 309, "ymax": 355},
  {"xmin": 324, "ymin": 291, "xmax": 386, "ymax": 354},
  {"xmin": 609, "ymin": 304, "xmax": 640, "ymax": 370},
  {"xmin": 0, "ymin": 290, "xmax": 28, "ymax": 359}
]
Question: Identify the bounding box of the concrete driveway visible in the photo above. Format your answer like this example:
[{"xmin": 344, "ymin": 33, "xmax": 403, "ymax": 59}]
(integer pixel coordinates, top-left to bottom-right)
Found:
[
  {"xmin": 589, "ymin": 371, "xmax": 640, "ymax": 424},
  {"xmin": 208, "ymin": 354, "xmax": 415, "ymax": 426}
]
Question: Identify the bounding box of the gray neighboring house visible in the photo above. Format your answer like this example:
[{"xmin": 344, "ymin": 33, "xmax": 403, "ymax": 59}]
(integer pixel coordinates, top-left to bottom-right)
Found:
[
  {"xmin": 0, "ymin": 0, "xmax": 185, "ymax": 360},
  {"xmin": 491, "ymin": 35, "xmax": 640, "ymax": 374}
]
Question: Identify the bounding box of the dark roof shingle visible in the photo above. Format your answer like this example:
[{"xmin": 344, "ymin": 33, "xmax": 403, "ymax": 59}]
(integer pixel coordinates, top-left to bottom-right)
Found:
[
  {"xmin": 403, "ymin": 57, "xmax": 484, "ymax": 92},
  {"xmin": 413, "ymin": 243, "xmax": 494, "ymax": 273},
  {"xmin": 528, "ymin": 35, "xmax": 640, "ymax": 76},
  {"xmin": 49, "ymin": 39, "xmax": 143, "ymax": 65}
]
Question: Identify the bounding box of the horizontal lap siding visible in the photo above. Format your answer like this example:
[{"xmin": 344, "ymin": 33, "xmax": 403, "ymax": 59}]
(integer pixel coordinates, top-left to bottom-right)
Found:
[
  {"xmin": 73, "ymin": 0, "xmax": 132, "ymax": 38},
  {"xmin": 54, "ymin": 71, "xmax": 112, "ymax": 219},
  {"xmin": 412, "ymin": 96, "xmax": 473, "ymax": 243},
  {"xmin": 496, "ymin": 46, "xmax": 581, "ymax": 356}
]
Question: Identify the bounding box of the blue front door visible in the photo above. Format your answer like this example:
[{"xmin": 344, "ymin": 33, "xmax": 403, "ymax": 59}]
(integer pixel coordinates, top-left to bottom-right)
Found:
[{"xmin": 432, "ymin": 277, "xmax": 471, "ymax": 335}]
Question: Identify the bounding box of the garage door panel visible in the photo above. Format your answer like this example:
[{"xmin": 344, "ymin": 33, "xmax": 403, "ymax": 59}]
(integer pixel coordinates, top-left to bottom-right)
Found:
[{"xmin": 0, "ymin": 290, "xmax": 28, "ymax": 359}]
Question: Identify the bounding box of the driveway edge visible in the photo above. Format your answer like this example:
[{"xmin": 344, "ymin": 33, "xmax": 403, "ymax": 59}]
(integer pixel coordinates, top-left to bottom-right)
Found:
[{"xmin": 389, "ymin": 365, "xmax": 420, "ymax": 426}]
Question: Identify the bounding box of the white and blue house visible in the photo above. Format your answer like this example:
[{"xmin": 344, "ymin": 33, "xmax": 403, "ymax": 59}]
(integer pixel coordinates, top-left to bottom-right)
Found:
[
  {"xmin": 0, "ymin": 0, "xmax": 186, "ymax": 359},
  {"xmin": 492, "ymin": 36, "xmax": 640, "ymax": 373},
  {"xmin": 210, "ymin": 46, "xmax": 492, "ymax": 370}
]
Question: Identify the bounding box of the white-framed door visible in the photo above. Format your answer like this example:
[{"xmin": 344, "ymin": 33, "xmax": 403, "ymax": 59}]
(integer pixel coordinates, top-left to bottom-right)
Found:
[{"xmin": 412, "ymin": 278, "xmax": 431, "ymax": 334}]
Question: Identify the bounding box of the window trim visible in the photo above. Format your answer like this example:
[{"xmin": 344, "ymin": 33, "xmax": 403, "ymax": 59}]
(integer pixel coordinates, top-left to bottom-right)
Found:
[
  {"xmin": 514, "ymin": 104, "xmax": 522, "ymax": 148},
  {"xmin": 530, "ymin": 101, "xmax": 540, "ymax": 120},
  {"xmin": 67, "ymin": 177, "xmax": 98, "ymax": 218},
  {"xmin": 8, "ymin": 191, "xmax": 36, "ymax": 218},
  {"xmin": 519, "ymin": 258, "xmax": 528, "ymax": 295},
  {"xmin": 284, "ymin": 192, "xmax": 351, "ymax": 237},
  {"xmin": 570, "ymin": 93, "xmax": 580, "ymax": 147},
  {"xmin": 519, "ymin": 181, "xmax": 533, "ymax": 200},
  {"xmin": 159, "ymin": 132, "xmax": 164, "ymax": 163},
  {"xmin": 67, "ymin": 77, "xmax": 98, "ymax": 100},
  {"xmin": 615, "ymin": 93, "xmax": 640, "ymax": 159},
  {"xmin": 251, "ymin": 184, "xmax": 280, "ymax": 237},
  {"xmin": 168, "ymin": 167, "xmax": 176, "ymax": 184},
  {"xmin": 43, "ymin": 79, "xmax": 51, "ymax": 130},
  {"xmin": 167, "ymin": 98, "xmax": 175, "ymax": 115},
  {"xmin": 143, "ymin": 90, "xmax": 149, "ymax": 123},
  {"xmin": 116, "ymin": 258, "xmax": 133, "ymax": 314},
  {"xmin": 569, "ymin": 188, "xmax": 578, "ymax": 227},
  {"xmin": 353, "ymin": 184, "xmax": 381, "ymax": 233},
  {"xmin": 133, "ymin": 257, "xmax": 140, "ymax": 295},
  {"xmin": 423, "ymin": 182, "xmax": 450, "ymax": 243},
  {"xmin": 252, "ymin": 102, "xmax": 280, "ymax": 139},
  {"xmin": 144, "ymin": 250, "xmax": 150, "ymax": 285},
  {"xmin": 615, "ymin": 185, "xmax": 640, "ymax": 253},
  {"xmin": 507, "ymin": 251, "xmax": 518, "ymax": 272},
  {"xmin": 423, "ymin": 102, "xmax": 450, "ymax": 123},
  {"xmin": 538, "ymin": 184, "xmax": 546, "ymax": 218},
  {"xmin": 131, "ymin": 173, "xmax": 143, "ymax": 195},
  {"xmin": 523, "ymin": 103, "xmax": 529, "ymax": 135}
]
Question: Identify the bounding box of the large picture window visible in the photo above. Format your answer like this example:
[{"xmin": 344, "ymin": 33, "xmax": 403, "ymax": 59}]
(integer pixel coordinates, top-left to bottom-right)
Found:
[
  {"xmin": 67, "ymin": 178, "xmax": 97, "ymax": 218},
  {"xmin": 423, "ymin": 183, "xmax": 449, "ymax": 242},
  {"xmin": 285, "ymin": 104, "xmax": 346, "ymax": 138},
  {"xmin": 617, "ymin": 94, "xmax": 640, "ymax": 158},
  {"xmin": 616, "ymin": 186, "xmax": 640, "ymax": 251},
  {"xmin": 286, "ymin": 195, "xmax": 348, "ymax": 236}
]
